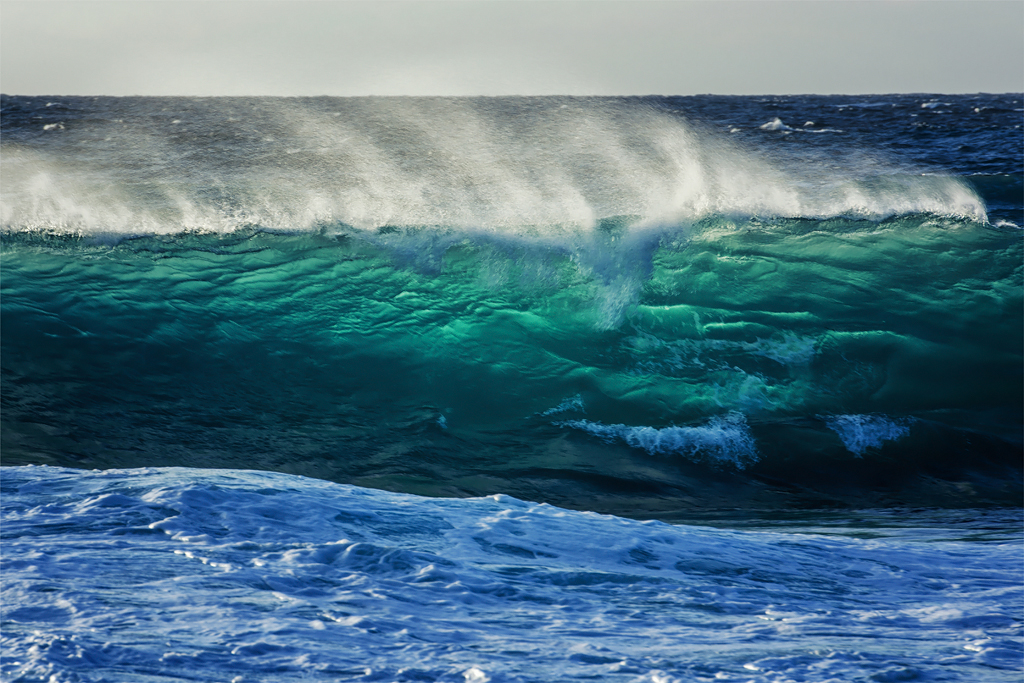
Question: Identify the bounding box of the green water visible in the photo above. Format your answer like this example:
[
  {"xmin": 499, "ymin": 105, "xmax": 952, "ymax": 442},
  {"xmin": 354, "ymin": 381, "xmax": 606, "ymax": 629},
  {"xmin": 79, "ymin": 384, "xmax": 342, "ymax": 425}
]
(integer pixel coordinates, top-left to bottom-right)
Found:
[{"xmin": 2, "ymin": 216, "xmax": 1021, "ymax": 515}]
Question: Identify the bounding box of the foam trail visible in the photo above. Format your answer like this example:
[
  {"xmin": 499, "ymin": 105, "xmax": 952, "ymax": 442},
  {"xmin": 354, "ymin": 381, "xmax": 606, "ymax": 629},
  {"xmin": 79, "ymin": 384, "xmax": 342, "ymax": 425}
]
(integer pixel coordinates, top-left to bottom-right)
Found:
[
  {"xmin": 539, "ymin": 394, "xmax": 585, "ymax": 417},
  {"xmin": 558, "ymin": 413, "xmax": 758, "ymax": 468}
]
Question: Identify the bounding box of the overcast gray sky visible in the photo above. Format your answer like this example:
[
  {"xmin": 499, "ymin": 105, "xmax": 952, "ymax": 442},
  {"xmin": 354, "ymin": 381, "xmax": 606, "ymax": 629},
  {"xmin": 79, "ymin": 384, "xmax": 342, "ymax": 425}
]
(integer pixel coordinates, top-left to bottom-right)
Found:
[{"xmin": 2, "ymin": 1, "xmax": 1022, "ymax": 96}]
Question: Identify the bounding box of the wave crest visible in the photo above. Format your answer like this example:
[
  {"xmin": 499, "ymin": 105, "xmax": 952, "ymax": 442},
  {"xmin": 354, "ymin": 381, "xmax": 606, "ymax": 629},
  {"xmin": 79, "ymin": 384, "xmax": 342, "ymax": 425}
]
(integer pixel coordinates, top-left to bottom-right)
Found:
[{"xmin": 1, "ymin": 98, "xmax": 987, "ymax": 238}]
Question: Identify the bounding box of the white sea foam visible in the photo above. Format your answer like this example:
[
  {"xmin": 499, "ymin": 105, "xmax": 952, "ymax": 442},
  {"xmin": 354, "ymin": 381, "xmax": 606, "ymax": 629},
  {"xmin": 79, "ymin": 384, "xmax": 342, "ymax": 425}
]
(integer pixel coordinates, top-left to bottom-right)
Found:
[
  {"xmin": 1, "ymin": 99, "xmax": 988, "ymax": 239},
  {"xmin": 558, "ymin": 412, "xmax": 758, "ymax": 468},
  {"xmin": 759, "ymin": 117, "xmax": 793, "ymax": 131},
  {"xmin": 826, "ymin": 414, "xmax": 912, "ymax": 455},
  {"xmin": 2, "ymin": 466, "xmax": 1021, "ymax": 682}
]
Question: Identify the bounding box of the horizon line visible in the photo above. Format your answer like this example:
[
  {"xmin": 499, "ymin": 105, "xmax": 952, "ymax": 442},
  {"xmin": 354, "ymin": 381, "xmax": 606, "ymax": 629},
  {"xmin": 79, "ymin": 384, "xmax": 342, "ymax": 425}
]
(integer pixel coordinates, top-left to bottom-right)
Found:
[{"xmin": 3, "ymin": 91, "xmax": 1021, "ymax": 99}]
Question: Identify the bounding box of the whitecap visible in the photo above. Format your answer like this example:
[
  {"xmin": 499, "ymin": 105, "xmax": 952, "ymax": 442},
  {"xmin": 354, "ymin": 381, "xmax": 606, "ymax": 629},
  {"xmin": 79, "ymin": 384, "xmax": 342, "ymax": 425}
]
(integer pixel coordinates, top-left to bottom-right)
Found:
[
  {"xmin": 557, "ymin": 412, "xmax": 758, "ymax": 468},
  {"xmin": 826, "ymin": 414, "xmax": 912, "ymax": 455},
  {"xmin": 2, "ymin": 98, "xmax": 988, "ymax": 238},
  {"xmin": 759, "ymin": 117, "xmax": 792, "ymax": 131}
]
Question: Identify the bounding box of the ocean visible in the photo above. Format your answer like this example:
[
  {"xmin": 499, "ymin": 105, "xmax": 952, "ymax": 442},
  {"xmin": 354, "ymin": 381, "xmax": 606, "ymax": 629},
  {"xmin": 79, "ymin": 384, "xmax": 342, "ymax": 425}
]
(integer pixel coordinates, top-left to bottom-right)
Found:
[{"xmin": 1, "ymin": 94, "xmax": 1021, "ymax": 682}]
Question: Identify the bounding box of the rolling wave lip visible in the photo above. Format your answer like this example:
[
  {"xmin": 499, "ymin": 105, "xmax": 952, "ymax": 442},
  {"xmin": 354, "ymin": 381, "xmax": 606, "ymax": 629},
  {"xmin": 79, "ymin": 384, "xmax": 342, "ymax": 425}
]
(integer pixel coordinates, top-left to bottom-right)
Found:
[
  {"xmin": 1, "ymin": 94, "xmax": 993, "ymax": 237},
  {"xmin": 0, "ymin": 169, "xmax": 990, "ymax": 237},
  {"xmin": 0, "ymin": 195, "xmax": 992, "ymax": 250}
]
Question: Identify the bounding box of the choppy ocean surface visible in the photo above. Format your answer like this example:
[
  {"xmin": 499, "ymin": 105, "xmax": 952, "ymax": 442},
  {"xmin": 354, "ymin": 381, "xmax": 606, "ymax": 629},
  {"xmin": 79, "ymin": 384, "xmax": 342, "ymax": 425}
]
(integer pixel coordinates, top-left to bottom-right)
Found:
[
  {"xmin": 1, "ymin": 94, "xmax": 1022, "ymax": 681},
  {"xmin": 3, "ymin": 466, "xmax": 1023, "ymax": 683}
]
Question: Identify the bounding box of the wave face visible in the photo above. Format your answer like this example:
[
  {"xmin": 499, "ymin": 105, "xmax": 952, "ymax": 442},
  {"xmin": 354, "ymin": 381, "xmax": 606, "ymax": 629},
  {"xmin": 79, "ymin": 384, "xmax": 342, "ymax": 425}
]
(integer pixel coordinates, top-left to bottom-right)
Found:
[
  {"xmin": 3, "ymin": 466, "xmax": 1022, "ymax": 682},
  {"xmin": 2, "ymin": 94, "xmax": 1022, "ymax": 514}
]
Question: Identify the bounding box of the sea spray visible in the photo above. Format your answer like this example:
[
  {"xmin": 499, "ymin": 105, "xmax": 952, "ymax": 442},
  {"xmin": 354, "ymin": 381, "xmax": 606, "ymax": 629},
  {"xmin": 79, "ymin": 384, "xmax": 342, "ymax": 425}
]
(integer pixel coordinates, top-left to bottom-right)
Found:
[{"xmin": 2, "ymin": 97, "xmax": 986, "ymax": 239}]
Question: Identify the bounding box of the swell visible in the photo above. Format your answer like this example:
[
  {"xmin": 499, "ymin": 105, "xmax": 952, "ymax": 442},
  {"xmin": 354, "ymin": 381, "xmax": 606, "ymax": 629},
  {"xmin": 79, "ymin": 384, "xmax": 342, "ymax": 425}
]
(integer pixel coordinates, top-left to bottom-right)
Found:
[
  {"xmin": 2, "ymin": 95, "xmax": 1019, "ymax": 514},
  {"xmin": 2, "ymin": 215, "xmax": 1020, "ymax": 515}
]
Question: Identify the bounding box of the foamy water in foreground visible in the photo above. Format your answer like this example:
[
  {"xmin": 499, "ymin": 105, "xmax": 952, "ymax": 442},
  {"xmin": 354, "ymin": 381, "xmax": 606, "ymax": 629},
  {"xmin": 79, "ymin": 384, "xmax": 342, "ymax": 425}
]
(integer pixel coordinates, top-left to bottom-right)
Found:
[{"xmin": 2, "ymin": 466, "xmax": 1021, "ymax": 683}]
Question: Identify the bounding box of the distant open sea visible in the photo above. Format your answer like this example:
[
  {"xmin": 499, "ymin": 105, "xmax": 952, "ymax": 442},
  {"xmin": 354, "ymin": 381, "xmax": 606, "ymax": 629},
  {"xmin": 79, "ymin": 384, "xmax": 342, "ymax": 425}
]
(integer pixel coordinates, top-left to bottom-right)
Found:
[{"xmin": 2, "ymin": 94, "xmax": 1022, "ymax": 682}]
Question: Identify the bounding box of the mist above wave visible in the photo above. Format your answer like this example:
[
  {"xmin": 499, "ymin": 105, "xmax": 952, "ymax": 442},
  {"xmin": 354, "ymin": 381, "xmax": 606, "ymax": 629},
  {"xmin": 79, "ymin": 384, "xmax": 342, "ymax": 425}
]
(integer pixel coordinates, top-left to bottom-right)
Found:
[{"xmin": 0, "ymin": 97, "xmax": 987, "ymax": 237}]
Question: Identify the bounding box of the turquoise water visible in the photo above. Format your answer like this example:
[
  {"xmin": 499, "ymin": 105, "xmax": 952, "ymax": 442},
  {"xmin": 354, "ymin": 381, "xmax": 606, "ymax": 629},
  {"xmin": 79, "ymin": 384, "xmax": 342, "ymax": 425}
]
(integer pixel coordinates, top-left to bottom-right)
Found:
[{"xmin": 3, "ymin": 214, "xmax": 1020, "ymax": 513}]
